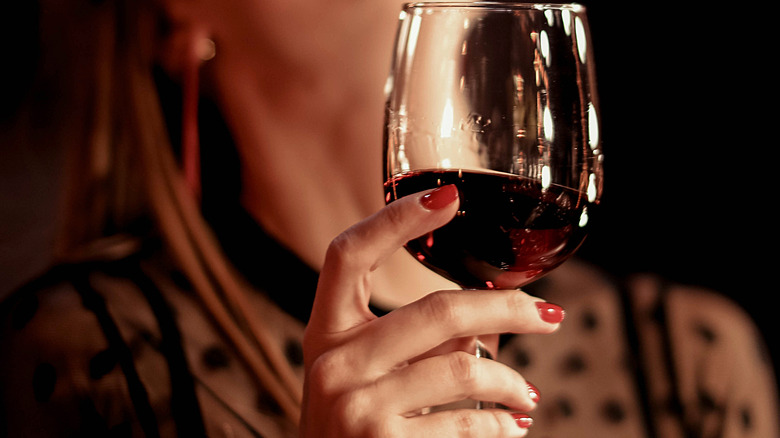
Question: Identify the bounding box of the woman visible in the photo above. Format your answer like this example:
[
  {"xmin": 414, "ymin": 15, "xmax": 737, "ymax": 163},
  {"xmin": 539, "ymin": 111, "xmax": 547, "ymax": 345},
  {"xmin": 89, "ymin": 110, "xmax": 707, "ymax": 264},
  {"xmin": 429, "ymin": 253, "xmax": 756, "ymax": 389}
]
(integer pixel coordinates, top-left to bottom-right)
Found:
[
  {"xmin": 1, "ymin": 0, "xmax": 776, "ymax": 437},
  {"xmin": 1, "ymin": 0, "xmax": 550, "ymax": 436}
]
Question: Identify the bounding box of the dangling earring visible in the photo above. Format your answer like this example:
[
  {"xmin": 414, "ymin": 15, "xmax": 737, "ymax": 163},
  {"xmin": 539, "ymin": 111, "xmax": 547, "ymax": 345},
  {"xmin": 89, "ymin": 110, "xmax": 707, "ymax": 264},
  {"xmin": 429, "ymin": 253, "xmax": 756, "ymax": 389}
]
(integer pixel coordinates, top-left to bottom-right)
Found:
[
  {"xmin": 197, "ymin": 37, "xmax": 216, "ymax": 62},
  {"xmin": 181, "ymin": 33, "xmax": 215, "ymax": 201}
]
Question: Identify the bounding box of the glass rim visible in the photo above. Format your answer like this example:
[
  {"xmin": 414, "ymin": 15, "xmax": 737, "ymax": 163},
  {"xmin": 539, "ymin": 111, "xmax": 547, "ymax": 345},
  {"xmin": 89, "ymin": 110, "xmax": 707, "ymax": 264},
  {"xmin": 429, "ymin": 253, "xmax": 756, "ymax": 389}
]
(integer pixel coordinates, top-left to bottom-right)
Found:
[{"xmin": 403, "ymin": 2, "xmax": 585, "ymax": 12}]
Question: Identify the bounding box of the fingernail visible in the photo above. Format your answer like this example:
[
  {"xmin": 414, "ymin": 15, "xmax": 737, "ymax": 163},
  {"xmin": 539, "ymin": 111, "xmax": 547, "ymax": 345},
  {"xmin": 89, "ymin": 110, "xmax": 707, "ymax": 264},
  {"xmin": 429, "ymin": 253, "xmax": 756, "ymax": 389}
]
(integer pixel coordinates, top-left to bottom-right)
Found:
[
  {"xmin": 527, "ymin": 382, "xmax": 541, "ymax": 404},
  {"xmin": 536, "ymin": 302, "xmax": 565, "ymax": 324},
  {"xmin": 511, "ymin": 413, "xmax": 534, "ymax": 429},
  {"xmin": 420, "ymin": 185, "xmax": 458, "ymax": 210}
]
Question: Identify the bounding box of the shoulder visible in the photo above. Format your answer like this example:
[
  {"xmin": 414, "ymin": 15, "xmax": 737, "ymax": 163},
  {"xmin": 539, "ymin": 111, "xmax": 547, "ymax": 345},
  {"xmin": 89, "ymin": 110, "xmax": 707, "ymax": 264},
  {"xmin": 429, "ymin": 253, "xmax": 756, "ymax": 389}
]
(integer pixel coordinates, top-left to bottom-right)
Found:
[
  {"xmin": 0, "ymin": 260, "xmax": 174, "ymax": 436},
  {"xmin": 627, "ymin": 273, "xmax": 773, "ymax": 368},
  {"xmin": 0, "ymin": 265, "xmax": 121, "ymax": 434},
  {"xmin": 0, "ymin": 262, "xmax": 142, "ymax": 381},
  {"xmin": 629, "ymin": 273, "xmax": 779, "ymax": 437},
  {"xmin": 0, "ymin": 266, "xmax": 100, "ymax": 348},
  {"xmin": 0, "ymin": 260, "xmax": 156, "ymax": 345},
  {"xmin": 499, "ymin": 261, "xmax": 778, "ymax": 436}
]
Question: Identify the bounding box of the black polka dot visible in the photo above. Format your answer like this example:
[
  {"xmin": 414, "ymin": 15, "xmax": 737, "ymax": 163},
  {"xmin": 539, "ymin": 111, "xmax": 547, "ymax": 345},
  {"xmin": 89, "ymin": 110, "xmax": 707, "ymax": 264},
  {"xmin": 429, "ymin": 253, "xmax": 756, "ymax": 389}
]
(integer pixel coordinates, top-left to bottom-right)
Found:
[
  {"xmin": 582, "ymin": 309, "xmax": 599, "ymax": 331},
  {"xmin": 555, "ymin": 398, "xmax": 575, "ymax": 417},
  {"xmin": 284, "ymin": 339, "xmax": 304, "ymax": 367},
  {"xmin": 513, "ymin": 348, "xmax": 531, "ymax": 368},
  {"xmin": 695, "ymin": 323, "xmax": 717, "ymax": 344},
  {"xmin": 32, "ymin": 362, "xmax": 57, "ymax": 402},
  {"xmin": 11, "ymin": 294, "xmax": 39, "ymax": 330},
  {"xmin": 740, "ymin": 406, "xmax": 753, "ymax": 430},
  {"xmin": 697, "ymin": 389, "xmax": 718, "ymax": 412},
  {"xmin": 202, "ymin": 345, "xmax": 230, "ymax": 370},
  {"xmin": 561, "ymin": 352, "xmax": 587, "ymax": 375},
  {"xmin": 89, "ymin": 349, "xmax": 118, "ymax": 380},
  {"xmin": 602, "ymin": 399, "xmax": 626, "ymax": 423}
]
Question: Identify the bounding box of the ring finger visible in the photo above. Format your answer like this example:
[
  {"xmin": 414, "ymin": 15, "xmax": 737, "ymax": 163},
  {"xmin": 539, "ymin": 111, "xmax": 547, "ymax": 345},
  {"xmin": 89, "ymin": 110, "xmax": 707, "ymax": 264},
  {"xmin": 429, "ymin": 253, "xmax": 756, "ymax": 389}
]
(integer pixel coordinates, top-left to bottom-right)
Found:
[{"xmin": 371, "ymin": 350, "xmax": 537, "ymax": 414}]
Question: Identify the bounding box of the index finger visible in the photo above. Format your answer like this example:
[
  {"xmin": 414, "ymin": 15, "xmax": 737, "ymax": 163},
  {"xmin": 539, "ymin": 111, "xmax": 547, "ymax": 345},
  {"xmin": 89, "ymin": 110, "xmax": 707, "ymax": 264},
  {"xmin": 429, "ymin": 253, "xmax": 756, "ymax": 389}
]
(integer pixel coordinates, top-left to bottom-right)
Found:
[{"xmin": 308, "ymin": 185, "xmax": 460, "ymax": 334}]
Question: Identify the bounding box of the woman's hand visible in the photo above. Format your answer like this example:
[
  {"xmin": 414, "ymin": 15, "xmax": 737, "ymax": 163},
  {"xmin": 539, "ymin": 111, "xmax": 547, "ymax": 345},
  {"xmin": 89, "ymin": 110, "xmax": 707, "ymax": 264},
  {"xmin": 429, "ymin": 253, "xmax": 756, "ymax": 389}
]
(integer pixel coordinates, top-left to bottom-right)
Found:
[{"xmin": 301, "ymin": 186, "xmax": 564, "ymax": 437}]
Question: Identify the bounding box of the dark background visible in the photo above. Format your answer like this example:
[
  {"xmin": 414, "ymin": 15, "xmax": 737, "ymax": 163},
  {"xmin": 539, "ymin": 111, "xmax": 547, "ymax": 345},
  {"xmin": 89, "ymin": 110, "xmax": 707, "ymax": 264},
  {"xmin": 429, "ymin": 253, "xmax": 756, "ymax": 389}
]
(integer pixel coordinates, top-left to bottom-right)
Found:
[
  {"xmin": 2, "ymin": 0, "xmax": 776, "ymax": 376},
  {"xmin": 574, "ymin": 2, "xmax": 778, "ymax": 372}
]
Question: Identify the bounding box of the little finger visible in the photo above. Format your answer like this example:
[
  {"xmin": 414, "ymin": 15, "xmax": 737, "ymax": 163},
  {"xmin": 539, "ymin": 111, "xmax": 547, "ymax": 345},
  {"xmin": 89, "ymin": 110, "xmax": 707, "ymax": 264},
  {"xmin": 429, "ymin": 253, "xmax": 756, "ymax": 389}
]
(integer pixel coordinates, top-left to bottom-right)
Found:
[{"xmin": 404, "ymin": 409, "xmax": 533, "ymax": 438}]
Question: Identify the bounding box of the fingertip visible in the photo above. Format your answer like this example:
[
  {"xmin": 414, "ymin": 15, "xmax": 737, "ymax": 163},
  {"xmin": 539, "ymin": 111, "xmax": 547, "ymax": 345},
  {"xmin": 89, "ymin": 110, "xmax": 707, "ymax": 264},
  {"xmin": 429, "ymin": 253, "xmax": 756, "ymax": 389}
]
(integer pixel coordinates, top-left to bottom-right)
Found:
[
  {"xmin": 419, "ymin": 184, "xmax": 459, "ymax": 210},
  {"xmin": 509, "ymin": 413, "xmax": 533, "ymax": 437},
  {"xmin": 526, "ymin": 382, "xmax": 541, "ymax": 404},
  {"xmin": 535, "ymin": 301, "xmax": 565, "ymax": 324}
]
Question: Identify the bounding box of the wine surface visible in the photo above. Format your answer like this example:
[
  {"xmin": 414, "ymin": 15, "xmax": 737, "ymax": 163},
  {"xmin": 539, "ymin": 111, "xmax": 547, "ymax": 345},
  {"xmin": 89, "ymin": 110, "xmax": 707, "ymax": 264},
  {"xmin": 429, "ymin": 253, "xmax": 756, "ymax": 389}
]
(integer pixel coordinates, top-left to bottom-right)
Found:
[{"xmin": 385, "ymin": 169, "xmax": 591, "ymax": 289}]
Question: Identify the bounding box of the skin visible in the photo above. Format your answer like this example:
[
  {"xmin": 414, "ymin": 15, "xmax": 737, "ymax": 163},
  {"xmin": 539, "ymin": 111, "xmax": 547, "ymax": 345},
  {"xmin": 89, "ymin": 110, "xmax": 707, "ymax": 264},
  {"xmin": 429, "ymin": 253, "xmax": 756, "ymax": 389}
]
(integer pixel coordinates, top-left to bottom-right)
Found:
[
  {"xmin": 161, "ymin": 0, "xmax": 457, "ymax": 309},
  {"xmin": 301, "ymin": 187, "xmax": 562, "ymax": 437},
  {"xmin": 157, "ymin": 1, "xmax": 565, "ymax": 435}
]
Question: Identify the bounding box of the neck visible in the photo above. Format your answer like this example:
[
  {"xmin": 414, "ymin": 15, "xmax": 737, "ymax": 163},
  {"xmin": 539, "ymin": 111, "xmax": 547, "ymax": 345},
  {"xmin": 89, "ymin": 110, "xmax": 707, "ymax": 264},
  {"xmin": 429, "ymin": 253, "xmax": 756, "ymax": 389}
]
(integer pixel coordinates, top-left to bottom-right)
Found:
[
  {"xmin": 208, "ymin": 56, "xmax": 384, "ymax": 270},
  {"xmin": 202, "ymin": 2, "xmax": 457, "ymax": 307}
]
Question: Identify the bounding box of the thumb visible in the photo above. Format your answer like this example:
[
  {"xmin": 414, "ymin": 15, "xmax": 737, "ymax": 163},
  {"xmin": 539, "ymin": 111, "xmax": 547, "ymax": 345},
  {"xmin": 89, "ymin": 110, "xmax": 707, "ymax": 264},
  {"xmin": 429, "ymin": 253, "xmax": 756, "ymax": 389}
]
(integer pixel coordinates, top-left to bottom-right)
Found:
[{"xmin": 307, "ymin": 185, "xmax": 459, "ymax": 335}]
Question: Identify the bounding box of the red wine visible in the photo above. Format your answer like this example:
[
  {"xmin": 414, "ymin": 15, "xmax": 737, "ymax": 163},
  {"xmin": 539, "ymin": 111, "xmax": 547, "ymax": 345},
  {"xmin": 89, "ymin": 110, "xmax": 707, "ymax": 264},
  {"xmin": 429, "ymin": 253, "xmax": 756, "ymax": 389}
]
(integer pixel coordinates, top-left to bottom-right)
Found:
[{"xmin": 384, "ymin": 169, "xmax": 592, "ymax": 289}]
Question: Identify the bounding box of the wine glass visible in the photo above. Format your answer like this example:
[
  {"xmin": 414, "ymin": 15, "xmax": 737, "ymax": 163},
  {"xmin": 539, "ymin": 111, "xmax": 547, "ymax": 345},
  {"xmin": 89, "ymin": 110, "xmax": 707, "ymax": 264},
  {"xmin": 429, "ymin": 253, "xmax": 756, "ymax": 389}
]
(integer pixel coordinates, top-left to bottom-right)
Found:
[{"xmin": 383, "ymin": 2, "xmax": 603, "ymax": 408}]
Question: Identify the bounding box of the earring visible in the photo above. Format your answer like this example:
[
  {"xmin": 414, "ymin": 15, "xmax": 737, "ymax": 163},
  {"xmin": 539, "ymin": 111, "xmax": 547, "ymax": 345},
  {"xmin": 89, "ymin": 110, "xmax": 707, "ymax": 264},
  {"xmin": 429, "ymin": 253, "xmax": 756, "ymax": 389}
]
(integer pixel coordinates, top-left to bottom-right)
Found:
[
  {"xmin": 181, "ymin": 35, "xmax": 213, "ymax": 201},
  {"xmin": 197, "ymin": 37, "xmax": 216, "ymax": 62}
]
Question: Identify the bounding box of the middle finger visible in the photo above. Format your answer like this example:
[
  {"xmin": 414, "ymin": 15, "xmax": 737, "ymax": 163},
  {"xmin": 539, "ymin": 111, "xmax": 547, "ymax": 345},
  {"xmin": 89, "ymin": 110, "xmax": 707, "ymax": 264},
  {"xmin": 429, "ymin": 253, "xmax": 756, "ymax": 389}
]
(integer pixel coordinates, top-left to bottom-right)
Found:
[{"xmin": 353, "ymin": 289, "xmax": 563, "ymax": 372}]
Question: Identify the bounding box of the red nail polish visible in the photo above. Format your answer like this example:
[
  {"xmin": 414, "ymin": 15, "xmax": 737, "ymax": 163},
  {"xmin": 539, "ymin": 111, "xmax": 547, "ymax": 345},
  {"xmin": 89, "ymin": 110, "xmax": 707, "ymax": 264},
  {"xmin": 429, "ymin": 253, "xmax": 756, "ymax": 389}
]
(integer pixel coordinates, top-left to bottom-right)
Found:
[
  {"xmin": 511, "ymin": 413, "xmax": 534, "ymax": 429},
  {"xmin": 420, "ymin": 185, "xmax": 458, "ymax": 210},
  {"xmin": 536, "ymin": 302, "xmax": 565, "ymax": 324},
  {"xmin": 527, "ymin": 382, "xmax": 540, "ymax": 403}
]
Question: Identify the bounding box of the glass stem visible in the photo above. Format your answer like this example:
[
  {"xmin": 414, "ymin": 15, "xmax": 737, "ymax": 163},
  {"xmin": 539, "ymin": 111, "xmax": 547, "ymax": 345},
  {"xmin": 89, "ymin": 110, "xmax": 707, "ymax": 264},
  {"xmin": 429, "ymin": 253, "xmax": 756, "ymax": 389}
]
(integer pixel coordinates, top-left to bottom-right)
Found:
[{"xmin": 475, "ymin": 338, "xmax": 496, "ymax": 409}]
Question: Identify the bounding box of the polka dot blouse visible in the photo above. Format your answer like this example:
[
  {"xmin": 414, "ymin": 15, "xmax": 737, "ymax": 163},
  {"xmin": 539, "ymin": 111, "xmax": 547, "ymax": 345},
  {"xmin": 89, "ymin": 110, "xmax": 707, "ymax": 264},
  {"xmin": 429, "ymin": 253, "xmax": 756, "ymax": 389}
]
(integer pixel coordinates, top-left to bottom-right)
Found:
[{"xmin": 1, "ymin": 248, "xmax": 777, "ymax": 437}]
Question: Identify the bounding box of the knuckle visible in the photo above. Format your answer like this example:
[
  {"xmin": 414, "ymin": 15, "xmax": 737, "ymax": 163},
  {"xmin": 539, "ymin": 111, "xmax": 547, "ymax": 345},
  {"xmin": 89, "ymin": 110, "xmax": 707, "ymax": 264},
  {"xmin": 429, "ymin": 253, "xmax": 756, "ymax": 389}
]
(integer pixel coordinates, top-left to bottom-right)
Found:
[
  {"xmin": 488, "ymin": 410, "xmax": 510, "ymax": 434},
  {"xmin": 323, "ymin": 231, "xmax": 375, "ymax": 277},
  {"xmin": 453, "ymin": 410, "xmax": 478, "ymax": 436},
  {"xmin": 453, "ymin": 410, "xmax": 509, "ymax": 437},
  {"xmin": 365, "ymin": 418, "xmax": 397, "ymax": 438},
  {"xmin": 306, "ymin": 349, "xmax": 346, "ymax": 393},
  {"xmin": 506, "ymin": 290, "xmax": 532, "ymax": 316},
  {"xmin": 333, "ymin": 389, "xmax": 366, "ymax": 426},
  {"xmin": 333, "ymin": 389, "xmax": 397, "ymax": 438},
  {"xmin": 446, "ymin": 351, "xmax": 479, "ymax": 389},
  {"xmin": 324, "ymin": 232, "xmax": 357, "ymax": 268},
  {"xmin": 418, "ymin": 291, "xmax": 464, "ymax": 332},
  {"xmin": 382, "ymin": 201, "xmax": 407, "ymax": 230}
]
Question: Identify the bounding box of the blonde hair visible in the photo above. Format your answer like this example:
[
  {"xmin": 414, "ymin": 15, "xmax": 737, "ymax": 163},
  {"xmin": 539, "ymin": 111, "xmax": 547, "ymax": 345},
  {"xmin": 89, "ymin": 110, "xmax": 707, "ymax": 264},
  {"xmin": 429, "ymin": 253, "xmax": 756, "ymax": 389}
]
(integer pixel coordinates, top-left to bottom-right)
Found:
[{"xmin": 27, "ymin": 0, "xmax": 301, "ymax": 425}]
